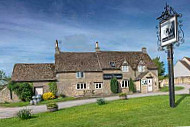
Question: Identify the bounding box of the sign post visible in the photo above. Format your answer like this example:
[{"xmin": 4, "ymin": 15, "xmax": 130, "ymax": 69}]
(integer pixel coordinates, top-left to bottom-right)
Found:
[
  {"xmin": 167, "ymin": 44, "xmax": 175, "ymax": 107},
  {"xmin": 157, "ymin": 3, "xmax": 184, "ymax": 108}
]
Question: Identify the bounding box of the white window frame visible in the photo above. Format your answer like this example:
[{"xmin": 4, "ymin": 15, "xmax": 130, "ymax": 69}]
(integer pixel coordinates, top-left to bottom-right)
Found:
[
  {"xmin": 141, "ymin": 79, "xmax": 147, "ymax": 85},
  {"xmin": 138, "ymin": 65, "xmax": 145, "ymax": 72},
  {"xmin": 76, "ymin": 83, "xmax": 87, "ymax": 90},
  {"xmin": 94, "ymin": 82, "xmax": 103, "ymax": 89},
  {"xmin": 121, "ymin": 80, "xmax": 129, "ymax": 88},
  {"xmin": 122, "ymin": 66, "xmax": 129, "ymax": 72},
  {"xmin": 76, "ymin": 72, "xmax": 84, "ymax": 78}
]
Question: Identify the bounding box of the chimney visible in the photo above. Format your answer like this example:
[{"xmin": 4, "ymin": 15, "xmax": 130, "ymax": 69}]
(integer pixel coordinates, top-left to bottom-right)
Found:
[
  {"xmin": 95, "ymin": 41, "xmax": 100, "ymax": 52},
  {"xmin": 55, "ymin": 40, "xmax": 60, "ymax": 54},
  {"xmin": 142, "ymin": 47, "xmax": 147, "ymax": 54}
]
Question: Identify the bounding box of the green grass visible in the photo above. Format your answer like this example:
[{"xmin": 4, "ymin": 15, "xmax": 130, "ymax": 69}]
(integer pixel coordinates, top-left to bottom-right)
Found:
[
  {"xmin": 0, "ymin": 97, "xmax": 75, "ymax": 107},
  {"xmin": 160, "ymin": 86, "xmax": 184, "ymax": 92},
  {"xmin": 1, "ymin": 95, "xmax": 190, "ymax": 127}
]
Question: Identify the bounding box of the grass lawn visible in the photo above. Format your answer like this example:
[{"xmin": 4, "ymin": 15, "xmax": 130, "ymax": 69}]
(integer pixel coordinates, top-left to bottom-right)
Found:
[
  {"xmin": 1, "ymin": 95, "xmax": 190, "ymax": 127},
  {"xmin": 0, "ymin": 97, "xmax": 75, "ymax": 107},
  {"xmin": 160, "ymin": 86, "xmax": 184, "ymax": 92}
]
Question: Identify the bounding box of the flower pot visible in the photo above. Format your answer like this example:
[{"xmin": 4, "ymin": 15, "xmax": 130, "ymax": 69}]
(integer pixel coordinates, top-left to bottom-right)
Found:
[{"xmin": 47, "ymin": 107, "xmax": 58, "ymax": 112}]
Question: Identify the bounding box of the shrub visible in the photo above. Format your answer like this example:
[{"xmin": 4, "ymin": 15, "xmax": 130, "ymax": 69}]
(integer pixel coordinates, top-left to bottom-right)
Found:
[
  {"xmin": 48, "ymin": 82, "xmax": 57, "ymax": 96},
  {"xmin": 96, "ymin": 98, "xmax": 106, "ymax": 105},
  {"xmin": 110, "ymin": 77, "xmax": 119, "ymax": 93},
  {"xmin": 17, "ymin": 109, "xmax": 32, "ymax": 120},
  {"xmin": 119, "ymin": 93, "xmax": 127, "ymax": 97},
  {"xmin": 43, "ymin": 92, "xmax": 55, "ymax": 100},
  {"xmin": 129, "ymin": 78, "xmax": 136, "ymax": 92},
  {"xmin": 60, "ymin": 94, "xmax": 66, "ymax": 98},
  {"xmin": 47, "ymin": 103, "xmax": 58, "ymax": 109},
  {"xmin": 8, "ymin": 82, "xmax": 33, "ymax": 101}
]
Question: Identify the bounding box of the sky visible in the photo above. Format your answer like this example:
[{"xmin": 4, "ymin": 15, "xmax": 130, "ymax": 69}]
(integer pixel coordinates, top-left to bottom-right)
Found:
[{"xmin": 0, "ymin": 0, "xmax": 190, "ymax": 76}]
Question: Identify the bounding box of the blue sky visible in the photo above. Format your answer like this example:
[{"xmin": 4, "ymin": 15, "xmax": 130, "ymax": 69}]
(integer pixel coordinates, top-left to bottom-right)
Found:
[{"xmin": 0, "ymin": 0, "xmax": 190, "ymax": 76}]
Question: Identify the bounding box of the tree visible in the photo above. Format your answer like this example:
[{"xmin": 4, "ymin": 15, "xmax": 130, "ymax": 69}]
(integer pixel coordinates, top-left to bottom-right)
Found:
[
  {"xmin": 110, "ymin": 77, "xmax": 119, "ymax": 93},
  {"xmin": 0, "ymin": 70, "xmax": 10, "ymax": 86},
  {"xmin": 129, "ymin": 78, "xmax": 135, "ymax": 92},
  {"xmin": 48, "ymin": 82, "xmax": 58, "ymax": 96},
  {"xmin": 8, "ymin": 82, "xmax": 33, "ymax": 101},
  {"xmin": 152, "ymin": 57, "xmax": 165, "ymax": 77}
]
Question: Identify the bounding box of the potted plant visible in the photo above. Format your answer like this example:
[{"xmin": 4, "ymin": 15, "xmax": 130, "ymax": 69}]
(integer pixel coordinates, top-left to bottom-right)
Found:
[
  {"xmin": 119, "ymin": 93, "xmax": 127, "ymax": 100},
  {"xmin": 46, "ymin": 103, "xmax": 58, "ymax": 112}
]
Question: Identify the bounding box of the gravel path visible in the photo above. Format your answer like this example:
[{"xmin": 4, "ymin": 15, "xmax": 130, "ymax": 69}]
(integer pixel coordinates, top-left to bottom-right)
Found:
[{"xmin": 0, "ymin": 84, "xmax": 189, "ymax": 119}]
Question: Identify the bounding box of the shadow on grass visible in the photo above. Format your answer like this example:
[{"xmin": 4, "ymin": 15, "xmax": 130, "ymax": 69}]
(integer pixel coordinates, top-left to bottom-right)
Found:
[{"xmin": 175, "ymin": 94, "xmax": 190, "ymax": 107}]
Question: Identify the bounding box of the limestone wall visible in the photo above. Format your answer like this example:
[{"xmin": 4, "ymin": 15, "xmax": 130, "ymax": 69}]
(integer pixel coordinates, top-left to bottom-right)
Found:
[
  {"xmin": 160, "ymin": 76, "xmax": 190, "ymax": 87},
  {"xmin": 33, "ymin": 82, "xmax": 50, "ymax": 94},
  {"xmin": 0, "ymin": 87, "xmax": 20, "ymax": 103}
]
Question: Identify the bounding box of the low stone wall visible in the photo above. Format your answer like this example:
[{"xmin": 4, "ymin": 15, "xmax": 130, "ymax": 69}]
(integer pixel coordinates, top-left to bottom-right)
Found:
[
  {"xmin": 0, "ymin": 87, "xmax": 20, "ymax": 103},
  {"xmin": 160, "ymin": 76, "xmax": 190, "ymax": 87}
]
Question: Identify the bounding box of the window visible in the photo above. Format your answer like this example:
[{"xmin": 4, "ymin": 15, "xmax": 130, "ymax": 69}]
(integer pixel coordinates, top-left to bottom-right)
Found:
[
  {"xmin": 110, "ymin": 62, "xmax": 115, "ymax": 67},
  {"xmin": 121, "ymin": 80, "xmax": 129, "ymax": 88},
  {"xmin": 94, "ymin": 82, "xmax": 103, "ymax": 89},
  {"xmin": 141, "ymin": 79, "xmax": 147, "ymax": 85},
  {"xmin": 122, "ymin": 66, "xmax": 129, "ymax": 72},
  {"xmin": 76, "ymin": 72, "xmax": 84, "ymax": 78},
  {"xmin": 138, "ymin": 65, "xmax": 145, "ymax": 72},
  {"xmin": 76, "ymin": 83, "xmax": 86, "ymax": 90}
]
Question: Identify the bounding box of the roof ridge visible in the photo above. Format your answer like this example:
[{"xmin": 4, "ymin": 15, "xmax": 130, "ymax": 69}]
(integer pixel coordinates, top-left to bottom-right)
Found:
[{"xmin": 15, "ymin": 63, "xmax": 54, "ymax": 65}]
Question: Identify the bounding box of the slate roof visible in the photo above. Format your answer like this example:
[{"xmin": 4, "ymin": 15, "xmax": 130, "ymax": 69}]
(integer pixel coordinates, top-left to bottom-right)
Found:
[
  {"xmin": 12, "ymin": 50, "xmax": 157, "ymax": 81},
  {"xmin": 12, "ymin": 63, "xmax": 56, "ymax": 82},
  {"xmin": 55, "ymin": 51, "xmax": 157, "ymax": 72},
  {"xmin": 184, "ymin": 57, "xmax": 190, "ymax": 62},
  {"xmin": 55, "ymin": 52, "xmax": 102, "ymax": 72},
  {"xmin": 180, "ymin": 60, "xmax": 190, "ymax": 71},
  {"xmin": 135, "ymin": 72, "xmax": 149, "ymax": 81}
]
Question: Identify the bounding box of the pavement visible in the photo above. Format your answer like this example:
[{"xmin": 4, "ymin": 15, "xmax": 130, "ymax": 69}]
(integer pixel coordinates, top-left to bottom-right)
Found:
[{"xmin": 0, "ymin": 84, "xmax": 189, "ymax": 119}]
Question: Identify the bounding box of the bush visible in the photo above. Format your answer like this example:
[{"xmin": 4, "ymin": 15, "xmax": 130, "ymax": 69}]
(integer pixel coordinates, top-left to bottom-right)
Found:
[
  {"xmin": 17, "ymin": 109, "xmax": 32, "ymax": 120},
  {"xmin": 60, "ymin": 94, "xmax": 66, "ymax": 98},
  {"xmin": 110, "ymin": 77, "xmax": 119, "ymax": 93},
  {"xmin": 43, "ymin": 92, "xmax": 55, "ymax": 100},
  {"xmin": 47, "ymin": 103, "xmax": 58, "ymax": 109},
  {"xmin": 129, "ymin": 78, "xmax": 135, "ymax": 92},
  {"xmin": 8, "ymin": 82, "xmax": 33, "ymax": 101},
  {"xmin": 96, "ymin": 98, "xmax": 106, "ymax": 105},
  {"xmin": 48, "ymin": 82, "xmax": 57, "ymax": 96},
  {"xmin": 119, "ymin": 93, "xmax": 127, "ymax": 97}
]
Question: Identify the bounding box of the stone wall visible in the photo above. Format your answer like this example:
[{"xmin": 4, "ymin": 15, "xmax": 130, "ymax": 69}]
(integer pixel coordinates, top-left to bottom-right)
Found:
[
  {"xmin": 0, "ymin": 87, "xmax": 20, "ymax": 103},
  {"xmin": 160, "ymin": 76, "xmax": 190, "ymax": 87},
  {"xmin": 33, "ymin": 82, "xmax": 50, "ymax": 94},
  {"xmin": 56, "ymin": 69, "xmax": 158, "ymax": 97}
]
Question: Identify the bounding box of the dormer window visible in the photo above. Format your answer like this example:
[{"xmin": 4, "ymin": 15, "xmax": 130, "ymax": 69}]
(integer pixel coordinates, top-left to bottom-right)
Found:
[
  {"xmin": 110, "ymin": 62, "xmax": 115, "ymax": 67},
  {"xmin": 76, "ymin": 72, "xmax": 84, "ymax": 78},
  {"xmin": 138, "ymin": 60, "xmax": 145, "ymax": 72},
  {"xmin": 138, "ymin": 65, "xmax": 145, "ymax": 72},
  {"xmin": 122, "ymin": 66, "xmax": 129, "ymax": 72}
]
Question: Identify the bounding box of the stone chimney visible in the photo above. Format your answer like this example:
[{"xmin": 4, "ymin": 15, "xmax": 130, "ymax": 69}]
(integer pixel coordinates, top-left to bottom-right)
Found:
[
  {"xmin": 95, "ymin": 41, "xmax": 100, "ymax": 52},
  {"xmin": 55, "ymin": 40, "xmax": 60, "ymax": 54},
  {"xmin": 142, "ymin": 47, "xmax": 147, "ymax": 54}
]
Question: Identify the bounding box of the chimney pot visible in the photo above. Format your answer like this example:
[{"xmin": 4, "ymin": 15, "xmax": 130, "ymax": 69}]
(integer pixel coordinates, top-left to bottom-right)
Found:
[
  {"xmin": 55, "ymin": 40, "xmax": 60, "ymax": 54},
  {"xmin": 142, "ymin": 47, "xmax": 147, "ymax": 54},
  {"xmin": 95, "ymin": 41, "xmax": 100, "ymax": 52}
]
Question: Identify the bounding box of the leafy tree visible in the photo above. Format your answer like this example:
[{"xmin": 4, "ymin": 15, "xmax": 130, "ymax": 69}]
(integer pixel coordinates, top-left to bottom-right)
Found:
[
  {"xmin": 152, "ymin": 57, "xmax": 165, "ymax": 76},
  {"xmin": 129, "ymin": 78, "xmax": 135, "ymax": 92},
  {"xmin": 8, "ymin": 82, "xmax": 33, "ymax": 101},
  {"xmin": 110, "ymin": 77, "xmax": 119, "ymax": 93},
  {"xmin": 0, "ymin": 70, "xmax": 10, "ymax": 86},
  {"xmin": 48, "ymin": 82, "xmax": 57, "ymax": 96}
]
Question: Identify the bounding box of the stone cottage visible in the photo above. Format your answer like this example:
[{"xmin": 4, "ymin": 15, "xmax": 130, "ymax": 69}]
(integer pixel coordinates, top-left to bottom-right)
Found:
[{"xmin": 11, "ymin": 41, "xmax": 159, "ymax": 97}]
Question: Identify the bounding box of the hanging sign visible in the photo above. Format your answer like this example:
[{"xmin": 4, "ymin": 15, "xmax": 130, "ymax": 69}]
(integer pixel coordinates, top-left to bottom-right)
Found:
[
  {"xmin": 103, "ymin": 74, "xmax": 122, "ymax": 80},
  {"xmin": 160, "ymin": 15, "xmax": 178, "ymax": 47}
]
